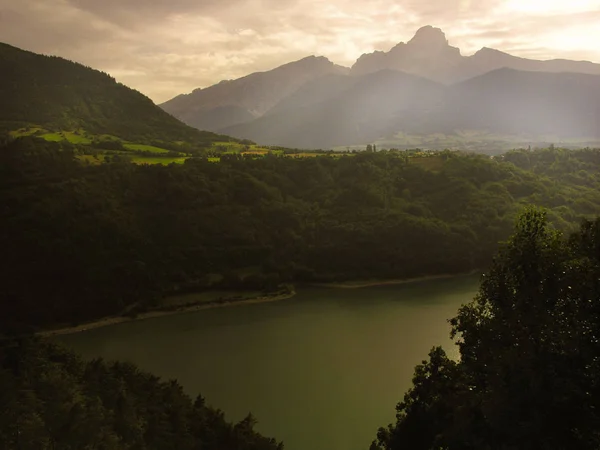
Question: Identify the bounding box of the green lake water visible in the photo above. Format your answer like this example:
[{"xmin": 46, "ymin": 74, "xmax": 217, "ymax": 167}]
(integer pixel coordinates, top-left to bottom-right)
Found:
[{"xmin": 56, "ymin": 274, "xmax": 480, "ymax": 450}]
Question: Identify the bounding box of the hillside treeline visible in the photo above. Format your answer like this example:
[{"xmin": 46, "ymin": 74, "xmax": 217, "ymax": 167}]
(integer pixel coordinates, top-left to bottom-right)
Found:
[
  {"xmin": 0, "ymin": 339, "xmax": 282, "ymax": 449},
  {"xmin": 372, "ymin": 209, "xmax": 600, "ymax": 449},
  {"xmin": 3, "ymin": 137, "xmax": 600, "ymax": 331}
]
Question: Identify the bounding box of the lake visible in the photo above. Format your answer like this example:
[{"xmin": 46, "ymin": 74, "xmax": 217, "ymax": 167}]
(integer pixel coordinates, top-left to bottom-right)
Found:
[{"xmin": 56, "ymin": 274, "xmax": 480, "ymax": 450}]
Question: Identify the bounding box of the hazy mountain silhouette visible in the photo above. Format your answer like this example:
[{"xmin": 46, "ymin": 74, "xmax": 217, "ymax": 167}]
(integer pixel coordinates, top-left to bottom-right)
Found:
[
  {"xmin": 222, "ymin": 68, "xmax": 600, "ymax": 148},
  {"xmin": 161, "ymin": 25, "xmax": 600, "ymax": 148},
  {"xmin": 264, "ymin": 73, "xmax": 357, "ymax": 117},
  {"xmin": 445, "ymin": 69, "xmax": 600, "ymax": 138},
  {"xmin": 352, "ymin": 25, "xmax": 600, "ymax": 82},
  {"xmin": 221, "ymin": 70, "xmax": 446, "ymax": 148},
  {"xmin": 160, "ymin": 56, "xmax": 348, "ymax": 131},
  {"xmin": 351, "ymin": 26, "xmax": 464, "ymax": 83}
]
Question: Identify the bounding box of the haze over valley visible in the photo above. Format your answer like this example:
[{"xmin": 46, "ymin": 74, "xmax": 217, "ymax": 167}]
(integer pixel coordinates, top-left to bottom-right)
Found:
[{"xmin": 161, "ymin": 26, "xmax": 600, "ymax": 150}]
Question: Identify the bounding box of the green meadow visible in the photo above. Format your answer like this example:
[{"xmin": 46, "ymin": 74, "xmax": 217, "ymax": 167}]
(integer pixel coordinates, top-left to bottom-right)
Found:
[
  {"xmin": 123, "ymin": 143, "xmax": 171, "ymax": 153},
  {"xmin": 130, "ymin": 156, "xmax": 188, "ymax": 165}
]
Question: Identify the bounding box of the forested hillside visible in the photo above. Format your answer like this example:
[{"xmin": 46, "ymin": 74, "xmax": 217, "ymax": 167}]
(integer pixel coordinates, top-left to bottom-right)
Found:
[
  {"xmin": 0, "ymin": 339, "xmax": 282, "ymax": 449},
  {"xmin": 3, "ymin": 137, "xmax": 600, "ymax": 333},
  {"xmin": 371, "ymin": 209, "xmax": 600, "ymax": 449},
  {"xmin": 0, "ymin": 42, "xmax": 234, "ymax": 147}
]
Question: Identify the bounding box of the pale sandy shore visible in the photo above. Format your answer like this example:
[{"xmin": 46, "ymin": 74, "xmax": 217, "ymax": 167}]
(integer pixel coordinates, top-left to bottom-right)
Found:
[
  {"xmin": 308, "ymin": 271, "xmax": 480, "ymax": 289},
  {"xmin": 38, "ymin": 271, "xmax": 481, "ymax": 337},
  {"xmin": 37, "ymin": 291, "xmax": 296, "ymax": 338}
]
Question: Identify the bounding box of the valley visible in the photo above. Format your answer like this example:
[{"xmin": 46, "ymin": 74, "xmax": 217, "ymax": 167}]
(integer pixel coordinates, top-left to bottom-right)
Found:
[{"xmin": 2, "ymin": 18, "xmax": 600, "ymax": 450}]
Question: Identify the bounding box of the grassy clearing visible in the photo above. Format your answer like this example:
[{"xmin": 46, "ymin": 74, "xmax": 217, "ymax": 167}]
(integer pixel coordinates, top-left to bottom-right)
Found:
[
  {"xmin": 211, "ymin": 141, "xmax": 246, "ymax": 152},
  {"xmin": 130, "ymin": 156, "xmax": 187, "ymax": 165},
  {"xmin": 123, "ymin": 143, "xmax": 170, "ymax": 153},
  {"xmin": 211, "ymin": 141, "xmax": 278, "ymax": 154},
  {"xmin": 9, "ymin": 127, "xmax": 44, "ymax": 137},
  {"xmin": 10, "ymin": 128, "xmax": 178, "ymax": 153},
  {"xmin": 263, "ymin": 148, "xmax": 285, "ymax": 155},
  {"xmin": 241, "ymin": 150, "xmax": 268, "ymax": 156},
  {"xmin": 63, "ymin": 131, "xmax": 92, "ymax": 144},
  {"xmin": 39, "ymin": 132, "xmax": 64, "ymax": 142},
  {"xmin": 35, "ymin": 130, "xmax": 92, "ymax": 144},
  {"xmin": 286, "ymin": 152, "xmax": 348, "ymax": 158},
  {"xmin": 286, "ymin": 152, "xmax": 319, "ymax": 158}
]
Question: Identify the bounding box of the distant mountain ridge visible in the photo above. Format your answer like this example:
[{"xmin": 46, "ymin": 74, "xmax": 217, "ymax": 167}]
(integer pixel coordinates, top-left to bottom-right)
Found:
[
  {"xmin": 351, "ymin": 26, "xmax": 600, "ymax": 82},
  {"xmin": 221, "ymin": 68, "xmax": 600, "ymax": 149},
  {"xmin": 160, "ymin": 55, "xmax": 348, "ymax": 131},
  {"xmin": 351, "ymin": 25, "xmax": 463, "ymax": 83},
  {"xmin": 160, "ymin": 25, "xmax": 600, "ymax": 146},
  {"xmin": 221, "ymin": 70, "xmax": 447, "ymax": 149}
]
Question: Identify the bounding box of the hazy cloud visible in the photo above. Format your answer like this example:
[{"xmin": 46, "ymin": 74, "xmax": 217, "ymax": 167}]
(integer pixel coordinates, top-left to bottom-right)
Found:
[{"xmin": 1, "ymin": 0, "xmax": 599, "ymax": 102}]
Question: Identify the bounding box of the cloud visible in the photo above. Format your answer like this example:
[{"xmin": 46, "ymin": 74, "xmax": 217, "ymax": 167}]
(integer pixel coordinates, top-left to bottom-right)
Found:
[{"xmin": 1, "ymin": 0, "xmax": 599, "ymax": 103}]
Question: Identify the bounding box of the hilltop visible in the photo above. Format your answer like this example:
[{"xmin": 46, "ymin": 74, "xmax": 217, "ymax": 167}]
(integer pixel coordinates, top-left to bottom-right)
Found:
[
  {"xmin": 161, "ymin": 55, "xmax": 348, "ymax": 132},
  {"xmin": 0, "ymin": 42, "xmax": 236, "ymax": 150}
]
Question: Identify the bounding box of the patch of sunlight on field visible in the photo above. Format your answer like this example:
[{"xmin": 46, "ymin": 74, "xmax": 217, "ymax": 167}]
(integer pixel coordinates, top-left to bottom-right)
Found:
[
  {"xmin": 63, "ymin": 131, "xmax": 92, "ymax": 144},
  {"xmin": 241, "ymin": 150, "xmax": 268, "ymax": 156},
  {"xmin": 130, "ymin": 156, "xmax": 187, "ymax": 165},
  {"xmin": 10, "ymin": 127, "xmax": 44, "ymax": 137},
  {"xmin": 286, "ymin": 152, "xmax": 347, "ymax": 158},
  {"xmin": 124, "ymin": 143, "xmax": 170, "ymax": 153},
  {"xmin": 40, "ymin": 132, "xmax": 64, "ymax": 142},
  {"xmin": 34, "ymin": 130, "xmax": 91, "ymax": 144}
]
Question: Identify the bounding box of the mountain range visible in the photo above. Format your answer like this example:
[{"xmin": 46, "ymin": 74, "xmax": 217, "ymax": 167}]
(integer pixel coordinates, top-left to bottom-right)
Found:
[{"xmin": 161, "ymin": 26, "xmax": 600, "ymax": 149}]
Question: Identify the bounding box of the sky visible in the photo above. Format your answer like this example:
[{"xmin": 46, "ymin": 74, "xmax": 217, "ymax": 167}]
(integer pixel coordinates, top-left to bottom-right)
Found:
[{"xmin": 1, "ymin": 0, "xmax": 599, "ymax": 103}]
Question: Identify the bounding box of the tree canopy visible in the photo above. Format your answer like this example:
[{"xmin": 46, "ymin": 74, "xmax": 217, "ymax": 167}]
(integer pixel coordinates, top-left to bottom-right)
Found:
[
  {"xmin": 0, "ymin": 339, "xmax": 282, "ymax": 450},
  {"xmin": 3, "ymin": 139, "xmax": 600, "ymax": 333},
  {"xmin": 372, "ymin": 208, "xmax": 600, "ymax": 449}
]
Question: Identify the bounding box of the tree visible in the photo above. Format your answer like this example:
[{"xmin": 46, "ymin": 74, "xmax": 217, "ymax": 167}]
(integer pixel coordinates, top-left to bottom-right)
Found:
[
  {"xmin": 373, "ymin": 208, "xmax": 600, "ymax": 449},
  {"xmin": 0, "ymin": 340, "xmax": 283, "ymax": 450}
]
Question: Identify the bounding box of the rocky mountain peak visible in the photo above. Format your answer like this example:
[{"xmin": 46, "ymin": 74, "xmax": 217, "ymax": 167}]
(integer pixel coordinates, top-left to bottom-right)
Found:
[{"xmin": 407, "ymin": 26, "xmax": 449, "ymax": 50}]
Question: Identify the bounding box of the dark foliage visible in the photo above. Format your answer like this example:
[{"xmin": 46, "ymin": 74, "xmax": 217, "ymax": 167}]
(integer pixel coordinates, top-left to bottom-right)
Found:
[
  {"xmin": 0, "ymin": 339, "xmax": 282, "ymax": 450},
  {"xmin": 3, "ymin": 139, "xmax": 600, "ymax": 333},
  {"xmin": 372, "ymin": 209, "xmax": 600, "ymax": 449}
]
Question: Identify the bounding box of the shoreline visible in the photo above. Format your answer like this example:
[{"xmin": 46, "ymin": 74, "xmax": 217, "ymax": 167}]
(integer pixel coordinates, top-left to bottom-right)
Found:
[
  {"xmin": 38, "ymin": 271, "xmax": 481, "ymax": 338},
  {"xmin": 306, "ymin": 271, "xmax": 480, "ymax": 289},
  {"xmin": 37, "ymin": 291, "xmax": 296, "ymax": 338}
]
